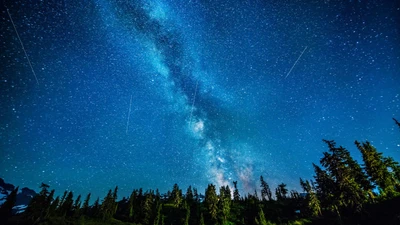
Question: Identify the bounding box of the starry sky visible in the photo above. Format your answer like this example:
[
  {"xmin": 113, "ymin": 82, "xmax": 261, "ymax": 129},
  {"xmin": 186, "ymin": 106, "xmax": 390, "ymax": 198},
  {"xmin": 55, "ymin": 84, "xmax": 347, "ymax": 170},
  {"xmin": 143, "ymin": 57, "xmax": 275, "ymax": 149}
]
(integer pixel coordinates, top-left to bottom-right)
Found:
[{"xmin": 1, "ymin": 0, "xmax": 399, "ymax": 200}]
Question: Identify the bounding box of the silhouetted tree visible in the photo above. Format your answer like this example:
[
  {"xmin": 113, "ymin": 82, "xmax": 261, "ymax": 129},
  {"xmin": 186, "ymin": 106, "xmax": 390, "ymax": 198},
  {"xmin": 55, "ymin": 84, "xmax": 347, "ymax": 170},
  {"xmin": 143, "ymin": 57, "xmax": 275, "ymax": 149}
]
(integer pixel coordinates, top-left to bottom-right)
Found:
[
  {"xmin": 300, "ymin": 178, "xmax": 321, "ymax": 217},
  {"xmin": 100, "ymin": 189, "xmax": 114, "ymax": 220},
  {"xmin": 73, "ymin": 194, "xmax": 81, "ymax": 217},
  {"xmin": 275, "ymin": 183, "xmax": 288, "ymax": 201},
  {"xmin": 255, "ymin": 207, "xmax": 269, "ymax": 225},
  {"xmin": 92, "ymin": 197, "xmax": 100, "ymax": 218},
  {"xmin": 218, "ymin": 185, "xmax": 231, "ymax": 224},
  {"xmin": 186, "ymin": 185, "xmax": 194, "ymax": 204},
  {"xmin": 205, "ymin": 184, "xmax": 218, "ymax": 223},
  {"xmin": 356, "ymin": 141, "xmax": 399, "ymax": 198},
  {"xmin": 319, "ymin": 140, "xmax": 370, "ymax": 212},
  {"xmin": 26, "ymin": 183, "xmax": 51, "ymax": 224},
  {"xmin": 48, "ymin": 195, "xmax": 59, "ymax": 217},
  {"xmin": 59, "ymin": 191, "xmax": 73, "ymax": 217},
  {"xmin": 0, "ymin": 186, "xmax": 18, "ymax": 221},
  {"xmin": 233, "ymin": 181, "xmax": 240, "ymax": 201},
  {"xmin": 260, "ymin": 176, "xmax": 273, "ymax": 201},
  {"xmin": 171, "ymin": 184, "xmax": 182, "ymax": 207},
  {"xmin": 82, "ymin": 193, "xmax": 91, "ymax": 215}
]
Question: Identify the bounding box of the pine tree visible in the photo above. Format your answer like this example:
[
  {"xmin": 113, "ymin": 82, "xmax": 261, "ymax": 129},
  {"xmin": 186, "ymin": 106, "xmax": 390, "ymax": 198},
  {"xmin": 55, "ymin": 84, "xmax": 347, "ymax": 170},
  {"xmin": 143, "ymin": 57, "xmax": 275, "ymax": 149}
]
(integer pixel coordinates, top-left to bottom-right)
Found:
[
  {"xmin": 153, "ymin": 203, "xmax": 162, "ymax": 225},
  {"xmin": 44, "ymin": 189, "xmax": 55, "ymax": 219},
  {"xmin": 92, "ymin": 197, "xmax": 100, "ymax": 218},
  {"xmin": 73, "ymin": 194, "xmax": 82, "ymax": 217},
  {"xmin": 300, "ymin": 178, "xmax": 321, "ymax": 217},
  {"xmin": 0, "ymin": 186, "xmax": 18, "ymax": 221},
  {"xmin": 193, "ymin": 188, "xmax": 199, "ymax": 202},
  {"xmin": 59, "ymin": 190, "xmax": 68, "ymax": 206},
  {"xmin": 205, "ymin": 184, "xmax": 218, "ymax": 223},
  {"xmin": 128, "ymin": 190, "xmax": 137, "ymax": 219},
  {"xmin": 186, "ymin": 185, "xmax": 194, "ymax": 204},
  {"xmin": 219, "ymin": 185, "xmax": 231, "ymax": 224},
  {"xmin": 100, "ymin": 189, "xmax": 114, "ymax": 221},
  {"xmin": 275, "ymin": 183, "xmax": 288, "ymax": 201},
  {"xmin": 320, "ymin": 140, "xmax": 369, "ymax": 211},
  {"xmin": 184, "ymin": 202, "xmax": 190, "ymax": 225},
  {"xmin": 26, "ymin": 183, "xmax": 52, "ymax": 223},
  {"xmin": 233, "ymin": 181, "xmax": 240, "ymax": 201},
  {"xmin": 171, "ymin": 184, "xmax": 182, "ymax": 207},
  {"xmin": 255, "ymin": 207, "xmax": 269, "ymax": 225},
  {"xmin": 82, "ymin": 193, "xmax": 91, "ymax": 215},
  {"xmin": 199, "ymin": 213, "xmax": 205, "ymax": 225},
  {"xmin": 142, "ymin": 192, "xmax": 153, "ymax": 225},
  {"xmin": 59, "ymin": 191, "xmax": 74, "ymax": 217},
  {"xmin": 112, "ymin": 186, "xmax": 119, "ymax": 215},
  {"xmin": 48, "ymin": 196, "xmax": 59, "ymax": 217},
  {"xmin": 260, "ymin": 176, "xmax": 272, "ymax": 201}
]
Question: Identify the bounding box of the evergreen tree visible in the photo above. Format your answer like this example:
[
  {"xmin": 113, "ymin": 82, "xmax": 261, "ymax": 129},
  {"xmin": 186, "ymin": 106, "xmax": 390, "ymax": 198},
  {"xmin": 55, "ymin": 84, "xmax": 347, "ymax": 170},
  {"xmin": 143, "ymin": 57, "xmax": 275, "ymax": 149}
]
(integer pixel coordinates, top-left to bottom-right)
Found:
[
  {"xmin": 255, "ymin": 207, "xmax": 270, "ymax": 225},
  {"xmin": 48, "ymin": 196, "xmax": 59, "ymax": 217},
  {"xmin": 186, "ymin": 185, "xmax": 194, "ymax": 204},
  {"xmin": 142, "ymin": 192, "xmax": 154, "ymax": 225},
  {"xmin": 233, "ymin": 181, "xmax": 240, "ymax": 201},
  {"xmin": 171, "ymin": 184, "xmax": 182, "ymax": 207},
  {"xmin": 275, "ymin": 183, "xmax": 288, "ymax": 201},
  {"xmin": 0, "ymin": 186, "xmax": 18, "ymax": 221},
  {"xmin": 128, "ymin": 189, "xmax": 137, "ymax": 219},
  {"xmin": 82, "ymin": 193, "xmax": 91, "ymax": 215},
  {"xmin": 318, "ymin": 140, "xmax": 370, "ymax": 212},
  {"xmin": 100, "ymin": 189, "xmax": 114, "ymax": 221},
  {"xmin": 59, "ymin": 190, "xmax": 68, "ymax": 206},
  {"xmin": 26, "ymin": 183, "xmax": 52, "ymax": 223},
  {"xmin": 260, "ymin": 176, "xmax": 272, "ymax": 201},
  {"xmin": 300, "ymin": 178, "xmax": 321, "ymax": 217},
  {"xmin": 59, "ymin": 191, "xmax": 74, "ymax": 217},
  {"xmin": 204, "ymin": 184, "xmax": 218, "ymax": 223},
  {"xmin": 199, "ymin": 213, "xmax": 205, "ymax": 225},
  {"xmin": 73, "ymin": 194, "xmax": 82, "ymax": 217},
  {"xmin": 356, "ymin": 141, "xmax": 399, "ymax": 198},
  {"xmin": 184, "ymin": 202, "xmax": 190, "ymax": 225},
  {"xmin": 155, "ymin": 189, "xmax": 161, "ymax": 204},
  {"xmin": 92, "ymin": 197, "xmax": 100, "ymax": 218},
  {"xmin": 44, "ymin": 189, "xmax": 55, "ymax": 218},
  {"xmin": 193, "ymin": 187, "xmax": 199, "ymax": 202},
  {"xmin": 290, "ymin": 190, "xmax": 300, "ymax": 199},
  {"xmin": 153, "ymin": 203, "xmax": 162, "ymax": 225},
  {"xmin": 218, "ymin": 185, "xmax": 231, "ymax": 224}
]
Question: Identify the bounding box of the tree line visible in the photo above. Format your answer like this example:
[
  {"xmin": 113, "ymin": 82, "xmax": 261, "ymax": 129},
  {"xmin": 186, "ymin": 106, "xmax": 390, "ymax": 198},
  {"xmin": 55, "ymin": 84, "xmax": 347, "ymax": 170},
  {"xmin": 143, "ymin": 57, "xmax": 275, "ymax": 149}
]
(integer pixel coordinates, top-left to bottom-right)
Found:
[{"xmin": 1, "ymin": 118, "xmax": 400, "ymax": 225}]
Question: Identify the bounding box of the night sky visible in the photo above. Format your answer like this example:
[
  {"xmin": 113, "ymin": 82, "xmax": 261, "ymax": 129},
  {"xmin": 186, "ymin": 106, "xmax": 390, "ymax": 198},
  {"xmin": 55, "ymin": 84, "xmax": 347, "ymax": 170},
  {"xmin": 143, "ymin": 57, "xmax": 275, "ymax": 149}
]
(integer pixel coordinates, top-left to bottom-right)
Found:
[{"xmin": 1, "ymin": 0, "xmax": 399, "ymax": 200}]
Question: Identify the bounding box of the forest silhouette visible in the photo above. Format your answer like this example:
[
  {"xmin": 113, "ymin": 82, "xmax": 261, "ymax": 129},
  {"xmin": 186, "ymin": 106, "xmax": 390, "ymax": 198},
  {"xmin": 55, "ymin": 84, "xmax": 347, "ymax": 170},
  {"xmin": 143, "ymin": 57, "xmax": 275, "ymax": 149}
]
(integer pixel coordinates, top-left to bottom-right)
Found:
[{"xmin": 1, "ymin": 119, "xmax": 399, "ymax": 225}]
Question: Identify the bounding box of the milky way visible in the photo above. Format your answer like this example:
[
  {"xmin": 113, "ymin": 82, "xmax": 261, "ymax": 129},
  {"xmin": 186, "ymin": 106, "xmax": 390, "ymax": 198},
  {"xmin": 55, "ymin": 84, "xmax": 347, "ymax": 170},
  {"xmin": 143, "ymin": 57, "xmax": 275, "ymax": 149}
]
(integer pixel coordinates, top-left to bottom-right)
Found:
[{"xmin": 1, "ymin": 0, "xmax": 399, "ymax": 199}]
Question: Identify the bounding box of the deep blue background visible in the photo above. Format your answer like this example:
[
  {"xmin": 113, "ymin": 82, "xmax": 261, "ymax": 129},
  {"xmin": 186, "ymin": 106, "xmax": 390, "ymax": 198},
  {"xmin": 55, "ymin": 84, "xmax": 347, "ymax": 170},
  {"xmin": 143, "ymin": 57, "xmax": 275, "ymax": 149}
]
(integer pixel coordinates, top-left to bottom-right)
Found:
[{"xmin": 1, "ymin": 0, "xmax": 399, "ymax": 200}]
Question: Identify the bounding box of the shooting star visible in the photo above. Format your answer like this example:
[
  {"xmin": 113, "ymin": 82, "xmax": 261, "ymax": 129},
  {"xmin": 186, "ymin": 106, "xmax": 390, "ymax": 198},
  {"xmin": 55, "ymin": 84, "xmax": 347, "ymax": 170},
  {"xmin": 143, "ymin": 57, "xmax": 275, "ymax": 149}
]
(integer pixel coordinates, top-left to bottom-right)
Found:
[
  {"xmin": 6, "ymin": 8, "xmax": 39, "ymax": 85},
  {"xmin": 188, "ymin": 79, "xmax": 199, "ymax": 126},
  {"xmin": 285, "ymin": 46, "xmax": 308, "ymax": 79},
  {"xmin": 126, "ymin": 95, "xmax": 133, "ymax": 134}
]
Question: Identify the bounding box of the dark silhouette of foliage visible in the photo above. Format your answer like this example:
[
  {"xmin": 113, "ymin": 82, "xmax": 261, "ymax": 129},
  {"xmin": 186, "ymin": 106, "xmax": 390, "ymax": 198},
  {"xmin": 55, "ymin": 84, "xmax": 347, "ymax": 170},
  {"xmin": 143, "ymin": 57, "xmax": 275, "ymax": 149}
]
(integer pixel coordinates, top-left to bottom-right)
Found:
[
  {"xmin": 0, "ymin": 186, "xmax": 18, "ymax": 221},
  {"xmin": 3, "ymin": 121, "xmax": 400, "ymax": 225},
  {"xmin": 82, "ymin": 193, "xmax": 91, "ymax": 215},
  {"xmin": 233, "ymin": 181, "xmax": 240, "ymax": 202},
  {"xmin": 275, "ymin": 183, "xmax": 288, "ymax": 201},
  {"xmin": 260, "ymin": 176, "xmax": 273, "ymax": 201},
  {"xmin": 204, "ymin": 184, "xmax": 218, "ymax": 224}
]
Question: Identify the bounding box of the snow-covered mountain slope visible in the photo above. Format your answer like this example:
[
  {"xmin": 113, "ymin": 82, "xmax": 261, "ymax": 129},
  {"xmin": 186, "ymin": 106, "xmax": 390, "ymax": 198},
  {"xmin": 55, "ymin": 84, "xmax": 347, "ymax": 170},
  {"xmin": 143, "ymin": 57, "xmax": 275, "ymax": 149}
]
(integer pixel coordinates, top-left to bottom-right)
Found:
[{"xmin": 0, "ymin": 178, "xmax": 37, "ymax": 214}]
